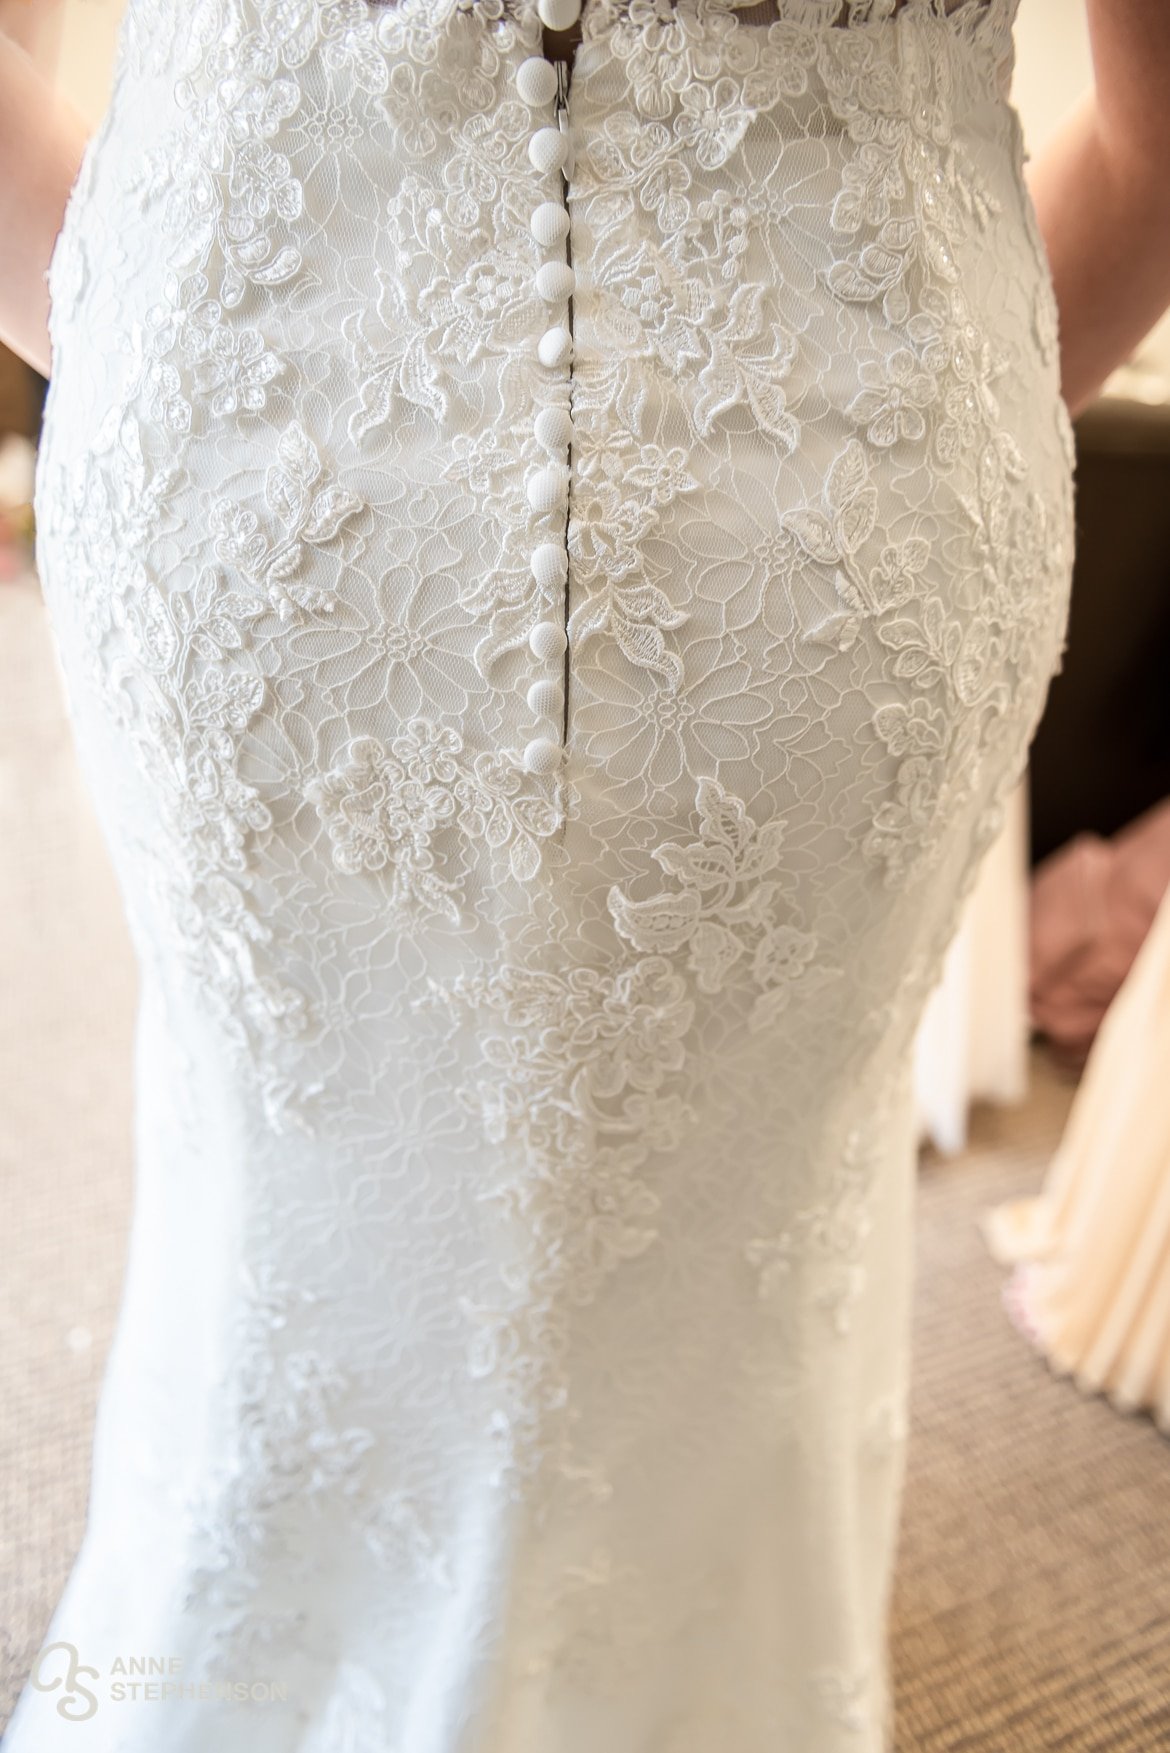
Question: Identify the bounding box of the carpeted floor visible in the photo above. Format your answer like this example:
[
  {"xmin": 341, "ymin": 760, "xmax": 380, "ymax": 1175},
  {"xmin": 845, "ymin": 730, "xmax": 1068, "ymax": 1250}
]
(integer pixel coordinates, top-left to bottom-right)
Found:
[
  {"xmin": 893, "ymin": 1076, "xmax": 1170, "ymax": 1750},
  {"xmin": 2, "ymin": 570, "xmax": 1169, "ymax": 1748}
]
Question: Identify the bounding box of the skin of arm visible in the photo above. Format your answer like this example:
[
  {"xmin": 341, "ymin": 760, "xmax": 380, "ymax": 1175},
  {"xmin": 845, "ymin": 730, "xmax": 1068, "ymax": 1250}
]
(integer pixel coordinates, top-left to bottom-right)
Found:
[
  {"xmin": 1025, "ymin": 0, "xmax": 1170, "ymax": 420},
  {"xmin": 0, "ymin": 33, "xmax": 87, "ymax": 379},
  {"xmin": 0, "ymin": 1, "xmax": 1168, "ymax": 402}
]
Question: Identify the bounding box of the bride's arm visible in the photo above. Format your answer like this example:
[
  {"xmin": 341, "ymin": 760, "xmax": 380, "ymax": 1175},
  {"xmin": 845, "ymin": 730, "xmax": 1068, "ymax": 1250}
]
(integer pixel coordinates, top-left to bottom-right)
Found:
[
  {"xmin": 1027, "ymin": 0, "xmax": 1170, "ymax": 420},
  {"xmin": 0, "ymin": 33, "xmax": 88, "ymax": 379}
]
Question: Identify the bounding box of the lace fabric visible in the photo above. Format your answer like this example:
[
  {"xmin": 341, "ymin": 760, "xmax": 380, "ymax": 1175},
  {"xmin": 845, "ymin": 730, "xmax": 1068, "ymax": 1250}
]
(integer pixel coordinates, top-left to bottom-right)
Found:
[
  {"xmin": 370, "ymin": 0, "xmax": 1000, "ymax": 24},
  {"xmin": 8, "ymin": 0, "xmax": 1074, "ymax": 1747}
]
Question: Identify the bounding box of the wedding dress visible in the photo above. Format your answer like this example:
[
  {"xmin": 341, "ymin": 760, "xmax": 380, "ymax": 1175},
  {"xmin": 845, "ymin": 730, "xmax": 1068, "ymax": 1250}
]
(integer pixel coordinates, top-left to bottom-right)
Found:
[
  {"xmin": 3, "ymin": 0, "xmax": 1075, "ymax": 1747},
  {"xmin": 982, "ymin": 876, "xmax": 1170, "ymax": 1436}
]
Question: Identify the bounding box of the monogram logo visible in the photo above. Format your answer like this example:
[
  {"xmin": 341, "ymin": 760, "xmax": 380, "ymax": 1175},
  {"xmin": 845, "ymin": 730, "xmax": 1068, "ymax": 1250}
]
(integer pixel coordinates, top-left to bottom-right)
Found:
[{"xmin": 29, "ymin": 1642, "xmax": 100, "ymax": 1722}]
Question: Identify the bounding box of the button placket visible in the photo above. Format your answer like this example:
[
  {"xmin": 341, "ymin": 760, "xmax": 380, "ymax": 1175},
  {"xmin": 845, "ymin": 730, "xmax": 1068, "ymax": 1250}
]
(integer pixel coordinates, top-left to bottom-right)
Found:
[{"xmin": 517, "ymin": 3, "xmax": 580, "ymax": 778}]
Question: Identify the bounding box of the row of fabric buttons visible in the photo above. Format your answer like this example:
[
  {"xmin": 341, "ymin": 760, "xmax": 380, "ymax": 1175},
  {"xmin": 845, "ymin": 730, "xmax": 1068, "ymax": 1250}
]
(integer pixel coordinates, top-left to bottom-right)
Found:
[{"xmin": 516, "ymin": 0, "xmax": 582, "ymax": 777}]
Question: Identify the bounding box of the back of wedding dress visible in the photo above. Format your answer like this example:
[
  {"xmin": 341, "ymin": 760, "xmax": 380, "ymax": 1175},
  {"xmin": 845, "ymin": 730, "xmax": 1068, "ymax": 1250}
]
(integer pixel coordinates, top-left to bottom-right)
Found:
[{"xmin": 3, "ymin": 0, "xmax": 1075, "ymax": 1749}]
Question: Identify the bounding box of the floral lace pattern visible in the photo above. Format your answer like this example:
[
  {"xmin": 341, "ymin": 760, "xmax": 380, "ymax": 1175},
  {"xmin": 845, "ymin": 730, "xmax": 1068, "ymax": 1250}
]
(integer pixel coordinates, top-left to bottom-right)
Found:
[
  {"xmin": 608, "ymin": 775, "xmax": 842, "ymax": 1028},
  {"xmin": 306, "ymin": 717, "xmax": 570, "ymax": 908},
  {"xmin": 13, "ymin": 0, "xmax": 1075, "ymax": 1748}
]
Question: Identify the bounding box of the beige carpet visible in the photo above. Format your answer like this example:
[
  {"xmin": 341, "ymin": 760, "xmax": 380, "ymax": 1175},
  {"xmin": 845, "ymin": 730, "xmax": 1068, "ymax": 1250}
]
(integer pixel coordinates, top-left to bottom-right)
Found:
[
  {"xmin": 894, "ymin": 1076, "xmax": 1170, "ymax": 1750},
  {"xmin": 2, "ymin": 571, "xmax": 1169, "ymax": 1747}
]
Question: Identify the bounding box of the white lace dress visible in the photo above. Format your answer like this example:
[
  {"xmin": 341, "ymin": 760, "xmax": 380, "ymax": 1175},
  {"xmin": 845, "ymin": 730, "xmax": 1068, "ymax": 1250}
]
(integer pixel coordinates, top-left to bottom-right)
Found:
[{"xmin": 5, "ymin": 0, "xmax": 1075, "ymax": 1748}]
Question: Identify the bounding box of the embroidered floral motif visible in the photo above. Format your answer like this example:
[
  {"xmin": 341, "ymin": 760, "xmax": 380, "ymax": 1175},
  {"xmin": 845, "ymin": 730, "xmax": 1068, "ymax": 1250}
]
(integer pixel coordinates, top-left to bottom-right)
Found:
[
  {"xmin": 568, "ymin": 431, "xmax": 698, "ymax": 688},
  {"xmin": 211, "ymin": 421, "xmax": 364, "ymax": 622},
  {"xmin": 179, "ymin": 1268, "xmax": 378, "ymax": 1675},
  {"xmin": 422, "ymin": 776, "xmax": 843, "ymax": 1498},
  {"xmin": 848, "ymin": 344, "xmax": 940, "ymax": 448},
  {"xmin": 193, "ymin": 320, "xmax": 284, "ymax": 417},
  {"xmin": 176, "ymin": 1261, "xmax": 457, "ymax": 1686},
  {"xmin": 608, "ymin": 775, "xmax": 841, "ymax": 1030},
  {"xmin": 745, "ymin": 1121, "xmax": 885, "ymax": 1335},
  {"xmin": 304, "ymin": 717, "xmax": 567, "ymax": 917},
  {"xmin": 417, "ymin": 950, "xmax": 695, "ymax": 1494},
  {"xmin": 359, "ymin": 1489, "xmax": 456, "ymax": 1590}
]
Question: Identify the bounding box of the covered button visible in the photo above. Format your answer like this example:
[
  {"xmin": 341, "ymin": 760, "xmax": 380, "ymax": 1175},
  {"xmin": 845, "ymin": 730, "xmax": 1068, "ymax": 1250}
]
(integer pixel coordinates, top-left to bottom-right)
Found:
[
  {"xmin": 522, "ymin": 735, "xmax": 563, "ymax": 775},
  {"xmin": 537, "ymin": 326, "xmax": 573, "ymax": 368},
  {"xmin": 529, "ymin": 620, "xmax": 568, "ymax": 660},
  {"xmin": 527, "ymin": 678, "xmax": 562, "ymax": 717},
  {"xmin": 526, "ymin": 465, "xmax": 569, "ymax": 515},
  {"xmin": 529, "ymin": 127, "xmax": 568, "ymax": 175},
  {"xmin": 534, "ymin": 406, "xmax": 573, "ymax": 452},
  {"xmin": 516, "ymin": 56, "xmax": 558, "ymax": 106},
  {"xmin": 531, "ymin": 202, "xmax": 570, "ymax": 248},
  {"xmin": 537, "ymin": 0, "xmax": 582, "ymax": 26},
  {"xmin": 531, "ymin": 541, "xmax": 568, "ymax": 592},
  {"xmin": 535, "ymin": 261, "xmax": 575, "ymax": 303}
]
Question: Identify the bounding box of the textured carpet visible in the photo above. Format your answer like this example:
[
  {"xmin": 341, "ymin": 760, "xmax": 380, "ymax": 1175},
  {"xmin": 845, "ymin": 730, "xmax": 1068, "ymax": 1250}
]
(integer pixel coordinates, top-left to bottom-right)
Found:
[
  {"xmin": 894, "ymin": 1066, "xmax": 1170, "ymax": 1750},
  {"xmin": 2, "ymin": 571, "xmax": 1169, "ymax": 1748}
]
